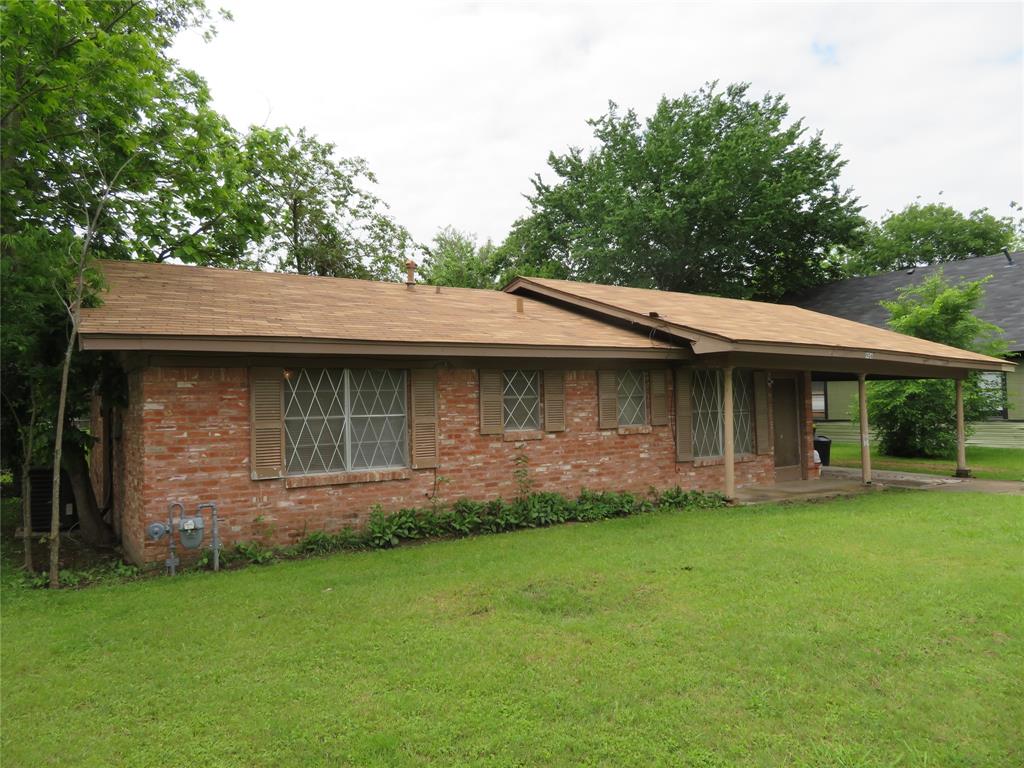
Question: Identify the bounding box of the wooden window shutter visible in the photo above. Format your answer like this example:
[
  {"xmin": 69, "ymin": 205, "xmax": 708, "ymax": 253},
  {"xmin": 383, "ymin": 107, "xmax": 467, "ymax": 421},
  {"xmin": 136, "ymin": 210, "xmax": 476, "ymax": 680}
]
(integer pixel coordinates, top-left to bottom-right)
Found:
[
  {"xmin": 410, "ymin": 369, "xmax": 438, "ymax": 468},
  {"xmin": 649, "ymin": 369, "xmax": 668, "ymax": 426},
  {"xmin": 598, "ymin": 370, "xmax": 618, "ymax": 429},
  {"xmin": 250, "ymin": 367, "xmax": 284, "ymax": 479},
  {"xmin": 479, "ymin": 369, "xmax": 503, "ymax": 435},
  {"xmin": 543, "ymin": 370, "xmax": 565, "ymax": 432},
  {"xmin": 753, "ymin": 371, "xmax": 772, "ymax": 455},
  {"xmin": 674, "ymin": 367, "xmax": 694, "ymax": 462}
]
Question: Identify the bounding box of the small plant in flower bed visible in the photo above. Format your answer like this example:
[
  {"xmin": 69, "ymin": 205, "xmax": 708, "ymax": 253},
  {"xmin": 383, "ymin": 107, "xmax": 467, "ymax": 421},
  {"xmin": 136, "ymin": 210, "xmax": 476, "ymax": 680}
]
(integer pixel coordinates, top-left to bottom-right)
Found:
[{"xmin": 280, "ymin": 487, "xmax": 725, "ymax": 558}]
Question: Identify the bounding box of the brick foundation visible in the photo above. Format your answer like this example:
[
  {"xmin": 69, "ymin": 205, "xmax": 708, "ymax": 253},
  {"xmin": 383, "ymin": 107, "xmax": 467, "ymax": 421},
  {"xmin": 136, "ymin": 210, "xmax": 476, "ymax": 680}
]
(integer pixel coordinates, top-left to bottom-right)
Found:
[{"xmin": 104, "ymin": 365, "xmax": 808, "ymax": 566}]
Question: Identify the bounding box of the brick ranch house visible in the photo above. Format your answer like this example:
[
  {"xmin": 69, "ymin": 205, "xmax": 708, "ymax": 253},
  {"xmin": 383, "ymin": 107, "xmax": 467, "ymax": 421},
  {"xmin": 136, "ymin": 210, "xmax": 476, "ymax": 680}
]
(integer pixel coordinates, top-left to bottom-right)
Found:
[{"xmin": 80, "ymin": 261, "xmax": 1013, "ymax": 566}]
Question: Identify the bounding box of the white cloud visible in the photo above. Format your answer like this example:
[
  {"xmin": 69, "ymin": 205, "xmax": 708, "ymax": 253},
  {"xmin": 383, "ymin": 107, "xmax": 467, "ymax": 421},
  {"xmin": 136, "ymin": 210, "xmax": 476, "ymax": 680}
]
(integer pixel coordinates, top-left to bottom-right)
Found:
[{"xmin": 172, "ymin": 1, "xmax": 1024, "ymax": 245}]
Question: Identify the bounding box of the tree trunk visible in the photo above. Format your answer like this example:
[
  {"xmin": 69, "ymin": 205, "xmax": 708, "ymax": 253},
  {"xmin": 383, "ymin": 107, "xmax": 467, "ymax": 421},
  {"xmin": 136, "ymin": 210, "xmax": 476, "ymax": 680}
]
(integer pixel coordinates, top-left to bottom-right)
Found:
[
  {"xmin": 20, "ymin": 460, "xmax": 33, "ymax": 572},
  {"xmin": 49, "ymin": 338, "xmax": 74, "ymax": 588},
  {"xmin": 62, "ymin": 440, "xmax": 114, "ymax": 546}
]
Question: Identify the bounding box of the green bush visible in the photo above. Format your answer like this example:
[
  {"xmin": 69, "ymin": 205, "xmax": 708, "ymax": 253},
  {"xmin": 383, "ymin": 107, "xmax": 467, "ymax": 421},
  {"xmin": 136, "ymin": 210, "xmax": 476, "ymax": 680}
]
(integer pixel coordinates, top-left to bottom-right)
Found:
[
  {"xmin": 287, "ymin": 486, "xmax": 724, "ymax": 564},
  {"xmin": 865, "ymin": 271, "xmax": 1007, "ymax": 458}
]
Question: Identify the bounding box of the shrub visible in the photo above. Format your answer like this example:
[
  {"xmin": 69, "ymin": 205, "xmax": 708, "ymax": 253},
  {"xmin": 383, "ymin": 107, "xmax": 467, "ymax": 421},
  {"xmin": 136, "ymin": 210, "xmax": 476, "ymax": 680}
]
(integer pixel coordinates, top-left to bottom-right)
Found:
[{"xmin": 865, "ymin": 272, "xmax": 1007, "ymax": 458}]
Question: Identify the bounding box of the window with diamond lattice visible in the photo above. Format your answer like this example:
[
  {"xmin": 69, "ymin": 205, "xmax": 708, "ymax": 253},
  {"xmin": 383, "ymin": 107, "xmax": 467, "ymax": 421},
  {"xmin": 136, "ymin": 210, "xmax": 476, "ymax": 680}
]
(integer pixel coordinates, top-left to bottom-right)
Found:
[
  {"xmin": 503, "ymin": 370, "xmax": 541, "ymax": 431},
  {"xmin": 617, "ymin": 369, "xmax": 647, "ymax": 426},
  {"xmin": 284, "ymin": 368, "xmax": 407, "ymax": 475},
  {"xmin": 691, "ymin": 368, "xmax": 754, "ymax": 458},
  {"xmin": 732, "ymin": 369, "xmax": 754, "ymax": 454}
]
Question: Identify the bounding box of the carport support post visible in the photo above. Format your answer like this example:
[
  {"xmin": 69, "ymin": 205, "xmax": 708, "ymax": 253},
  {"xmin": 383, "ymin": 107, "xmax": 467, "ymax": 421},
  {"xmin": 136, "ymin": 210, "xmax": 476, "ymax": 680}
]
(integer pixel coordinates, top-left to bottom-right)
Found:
[
  {"xmin": 858, "ymin": 373, "xmax": 871, "ymax": 485},
  {"xmin": 723, "ymin": 366, "xmax": 735, "ymax": 501},
  {"xmin": 955, "ymin": 378, "xmax": 970, "ymax": 477}
]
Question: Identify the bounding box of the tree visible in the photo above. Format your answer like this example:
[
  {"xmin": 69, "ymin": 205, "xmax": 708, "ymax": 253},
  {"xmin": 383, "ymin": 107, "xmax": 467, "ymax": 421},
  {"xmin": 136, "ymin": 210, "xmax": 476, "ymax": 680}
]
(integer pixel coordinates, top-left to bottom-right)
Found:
[
  {"xmin": 866, "ymin": 271, "xmax": 1007, "ymax": 458},
  {"xmin": 1, "ymin": 2, "xmax": 415, "ymax": 579},
  {"xmin": 840, "ymin": 202, "xmax": 1019, "ymax": 276},
  {"xmin": 493, "ymin": 82, "xmax": 864, "ymax": 300},
  {"xmin": 247, "ymin": 126, "xmax": 414, "ymax": 281},
  {"xmin": 419, "ymin": 227, "xmax": 500, "ymax": 289}
]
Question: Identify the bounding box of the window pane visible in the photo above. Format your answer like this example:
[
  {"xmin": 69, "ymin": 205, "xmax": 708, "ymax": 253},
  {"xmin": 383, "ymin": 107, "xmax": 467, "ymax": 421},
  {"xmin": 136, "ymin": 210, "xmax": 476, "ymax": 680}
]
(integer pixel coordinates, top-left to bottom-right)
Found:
[
  {"xmin": 617, "ymin": 369, "xmax": 646, "ymax": 426},
  {"xmin": 349, "ymin": 369, "xmax": 408, "ymax": 470},
  {"xmin": 692, "ymin": 369, "xmax": 723, "ymax": 457},
  {"xmin": 733, "ymin": 369, "xmax": 754, "ymax": 454},
  {"xmin": 503, "ymin": 370, "xmax": 541, "ymax": 431},
  {"xmin": 284, "ymin": 368, "xmax": 347, "ymax": 475}
]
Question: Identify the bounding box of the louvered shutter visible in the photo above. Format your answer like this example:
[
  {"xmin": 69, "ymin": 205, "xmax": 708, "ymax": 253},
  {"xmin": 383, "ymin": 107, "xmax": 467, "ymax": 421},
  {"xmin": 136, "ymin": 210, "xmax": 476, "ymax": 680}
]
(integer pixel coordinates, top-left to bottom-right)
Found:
[
  {"xmin": 650, "ymin": 369, "xmax": 668, "ymax": 426},
  {"xmin": 753, "ymin": 371, "xmax": 772, "ymax": 455},
  {"xmin": 543, "ymin": 370, "xmax": 565, "ymax": 432},
  {"xmin": 250, "ymin": 367, "xmax": 284, "ymax": 479},
  {"xmin": 479, "ymin": 369, "xmax": 503, "ymax": 435},
  {"xmin": 598, "ymin": 370, "xmax": 618, "ymax": 429},
  {"xmin": 410, "ymin": 369, "xmax": 438, "ymax": 468},
  {"xmin": 674, "ymin": 367, "xmax": 694, "ymax": 462}
]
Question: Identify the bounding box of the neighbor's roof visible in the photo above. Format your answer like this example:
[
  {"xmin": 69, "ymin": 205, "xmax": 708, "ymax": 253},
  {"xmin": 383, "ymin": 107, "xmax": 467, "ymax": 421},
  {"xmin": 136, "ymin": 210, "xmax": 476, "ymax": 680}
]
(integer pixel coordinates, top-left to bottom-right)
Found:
[
  {"xmin": 505, "ymin": 275, "xmax": 1011, "ymax": 369},
  {"xmin": 784, "ymin": 253, "xmax": 1024, "ymax": 352},
  {"xmin": 78, "ymin": 261, "xmax": 674, "ymax": 356}
]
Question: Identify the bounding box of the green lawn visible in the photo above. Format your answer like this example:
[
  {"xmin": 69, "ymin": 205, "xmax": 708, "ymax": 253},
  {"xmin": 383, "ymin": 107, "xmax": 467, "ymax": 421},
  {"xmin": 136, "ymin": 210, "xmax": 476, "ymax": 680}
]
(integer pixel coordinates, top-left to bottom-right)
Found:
[
  {"xmin": 829, "ymin": 442, "xmax": 1024, "ymax": 482},
  {"xmin": 2, "ymin": 492, "xmax": 1022, "ymax": 767}
]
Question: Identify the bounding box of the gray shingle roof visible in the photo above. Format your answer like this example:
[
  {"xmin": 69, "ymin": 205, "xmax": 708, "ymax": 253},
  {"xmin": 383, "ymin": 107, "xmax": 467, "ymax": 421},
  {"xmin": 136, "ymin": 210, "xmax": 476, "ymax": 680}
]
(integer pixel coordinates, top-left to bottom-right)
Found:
[{"xmin": 784, "ymin": 253, "xmax": 1024, "ymax": 352}]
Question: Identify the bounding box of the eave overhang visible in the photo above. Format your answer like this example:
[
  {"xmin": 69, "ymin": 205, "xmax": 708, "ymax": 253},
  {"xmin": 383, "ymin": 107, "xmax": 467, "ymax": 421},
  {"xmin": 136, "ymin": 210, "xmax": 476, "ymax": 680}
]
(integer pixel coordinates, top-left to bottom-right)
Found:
[{"xmin": 77, "ymin": 333, "xmax": 687, "ymax": 361}]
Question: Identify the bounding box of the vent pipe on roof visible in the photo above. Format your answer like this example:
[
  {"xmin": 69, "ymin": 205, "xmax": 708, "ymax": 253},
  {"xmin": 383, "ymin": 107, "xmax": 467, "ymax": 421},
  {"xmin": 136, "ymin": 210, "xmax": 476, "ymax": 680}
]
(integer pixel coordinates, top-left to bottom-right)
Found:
[
  {"xmin": 1005, "ymin": 248, "xmax": 1015, "ymax": 266},
  {"xmin": 405, "ymin": 259, "xmax": 416, "ymax": 288}
]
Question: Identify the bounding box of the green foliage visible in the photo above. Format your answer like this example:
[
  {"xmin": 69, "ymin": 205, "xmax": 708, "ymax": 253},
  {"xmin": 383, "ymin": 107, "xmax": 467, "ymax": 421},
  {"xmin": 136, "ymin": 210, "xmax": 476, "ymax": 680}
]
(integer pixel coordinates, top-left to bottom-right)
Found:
[
  {"xmin": 419, "ymin": 226, "xmax": 501, "ymax": 289},
  {"xmin": 866, "ymin": 271, "xmax": 1008, "ymax": 457},
  {"xmin": 15, "ymin": 560, "xmax": 140, "ymax": 590},
  {"xmin": 231, "ymin": 541, "xmax": 277, "ymax": 565},
  {"xmin": 494, "ymin": 82, "xmax": 864, "ymax": 300},
  {"xmin": 245, "ymin": 126, "xmax": 414, "ymax": 280},
  {"xmin": 841, "ymin": 202, "xmax": 1018, "ymax": 276},
  {"xmin": 258, "ymin": 487, "xmax": 724, "ymax": 565}
]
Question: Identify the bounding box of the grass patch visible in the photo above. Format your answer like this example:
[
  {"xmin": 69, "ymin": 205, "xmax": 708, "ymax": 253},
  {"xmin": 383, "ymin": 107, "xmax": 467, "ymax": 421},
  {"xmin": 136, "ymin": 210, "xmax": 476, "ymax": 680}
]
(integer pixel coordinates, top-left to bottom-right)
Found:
[
  {"xmin": 2, "ymin": 491, "xmax": 1023, "ymax": 766},
  {"xmin": 828, "ymin": 442, "xmax": 1024, "ymax": 481}
]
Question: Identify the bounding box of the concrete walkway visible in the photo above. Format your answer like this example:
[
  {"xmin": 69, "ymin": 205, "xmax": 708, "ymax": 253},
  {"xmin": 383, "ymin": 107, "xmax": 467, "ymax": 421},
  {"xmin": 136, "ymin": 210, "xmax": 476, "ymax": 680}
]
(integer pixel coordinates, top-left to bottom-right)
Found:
[{"xmin": 735, "ymin": 466, "xmax": 1024, "ymax": 505}]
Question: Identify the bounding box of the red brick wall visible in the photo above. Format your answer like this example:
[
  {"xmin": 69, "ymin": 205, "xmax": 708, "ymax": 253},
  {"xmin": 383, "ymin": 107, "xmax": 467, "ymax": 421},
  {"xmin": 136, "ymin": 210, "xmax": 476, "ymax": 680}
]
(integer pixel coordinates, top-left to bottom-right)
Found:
[{"xmin": 114, "ymin": 364, "xmax": 789, "ymax": 566}]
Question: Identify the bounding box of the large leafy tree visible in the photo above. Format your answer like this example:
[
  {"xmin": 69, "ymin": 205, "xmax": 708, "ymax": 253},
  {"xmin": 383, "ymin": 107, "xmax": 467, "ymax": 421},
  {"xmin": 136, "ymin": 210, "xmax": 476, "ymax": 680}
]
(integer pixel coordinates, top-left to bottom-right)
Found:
[
  {"xmin": 1, "ymin": 1, "xmax": 413, "ymax": 568},
  {"xmin": 867, "ymin": 272, "xmax": 1007, "ymax": 458},
  {"xmin": 419, "ymin": 226, "xmax": 500, "ymax": 289},
  {"xmin": 494, "ymin": 82, "xmax": 864, "ymax": 299},
  {"xmin": 841, "ymin": 202, "xmax": 1019, "ymax": 276},
  {"xmin": 246, "ymin": 127, "xmax": 414, "ymax": 280},
  {"xmin": 2, "ymin": 0, "xmax": 245, "ymax": 555}
]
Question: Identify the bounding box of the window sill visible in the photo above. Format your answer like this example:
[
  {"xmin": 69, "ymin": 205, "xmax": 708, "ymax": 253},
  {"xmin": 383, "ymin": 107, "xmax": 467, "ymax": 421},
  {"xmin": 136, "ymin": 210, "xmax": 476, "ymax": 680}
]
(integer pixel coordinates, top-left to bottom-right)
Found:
[
  {"xmin": 502, "ymin": 430, "xmax": 544, "ymax": 442},
  {"xmin": 689, "ymin": 453, "xmax": 760, "ymax": 467},
  {"xmin": 616, "ymin": 425, "xmax": 652, "ymax": 435},
  {"xmin": 285, "ymin": 468, "xmax": 412, "ymax": 489}
]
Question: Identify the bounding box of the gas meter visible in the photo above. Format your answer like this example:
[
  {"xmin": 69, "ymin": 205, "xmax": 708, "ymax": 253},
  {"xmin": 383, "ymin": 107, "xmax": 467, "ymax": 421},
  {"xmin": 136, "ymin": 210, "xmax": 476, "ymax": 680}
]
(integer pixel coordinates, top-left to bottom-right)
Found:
[{"xmin": 178, "ymin": 514, "xmax": 205, "ymax": 549}]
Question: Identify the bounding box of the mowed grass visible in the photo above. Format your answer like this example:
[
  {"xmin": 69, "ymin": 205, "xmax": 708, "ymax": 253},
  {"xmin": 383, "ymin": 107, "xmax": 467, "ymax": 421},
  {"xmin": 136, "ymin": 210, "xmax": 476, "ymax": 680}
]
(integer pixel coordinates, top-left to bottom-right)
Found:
[
  {"xmin": 2, "ymin": 492, "xmax": 1023, "ymax": 767},
  {"xmin": 829, "ymin": 443, "xmax": 1024, "ymax": 482}
]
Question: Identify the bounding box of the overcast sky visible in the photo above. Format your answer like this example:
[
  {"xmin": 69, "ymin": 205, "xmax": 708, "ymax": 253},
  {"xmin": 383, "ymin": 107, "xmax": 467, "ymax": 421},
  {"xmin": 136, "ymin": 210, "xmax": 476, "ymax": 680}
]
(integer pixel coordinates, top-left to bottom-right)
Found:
[{"xmin": 171, "ymin": 1, "xmax": 1023, "ymax": 247}]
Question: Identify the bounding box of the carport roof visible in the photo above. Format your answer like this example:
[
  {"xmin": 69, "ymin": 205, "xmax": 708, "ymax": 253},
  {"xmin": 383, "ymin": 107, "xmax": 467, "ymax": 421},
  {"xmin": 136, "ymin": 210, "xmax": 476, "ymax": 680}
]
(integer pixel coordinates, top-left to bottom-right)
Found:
[{"xmin": 505, "ymin": 276, "xmax": 1013, "ymax": 373}]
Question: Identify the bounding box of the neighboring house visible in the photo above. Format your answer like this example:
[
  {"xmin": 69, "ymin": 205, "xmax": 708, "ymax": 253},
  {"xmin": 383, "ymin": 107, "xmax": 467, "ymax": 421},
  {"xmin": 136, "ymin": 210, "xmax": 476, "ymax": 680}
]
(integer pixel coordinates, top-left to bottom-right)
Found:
[
  {"xmin": 79, "ymin": 262, "xmax": 1012, "ymax": 566},
  {"xmin": 785, "ymin": 252, "xmax": 1024, "ymax": 448}
]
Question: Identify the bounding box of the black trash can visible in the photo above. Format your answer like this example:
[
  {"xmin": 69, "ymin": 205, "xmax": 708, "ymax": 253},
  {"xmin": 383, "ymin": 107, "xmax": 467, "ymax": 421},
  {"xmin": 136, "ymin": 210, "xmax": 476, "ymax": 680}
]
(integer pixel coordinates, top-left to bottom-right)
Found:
[{"xmin": 813, "ymin": 435, "xmax": 832, "ymax": 467}]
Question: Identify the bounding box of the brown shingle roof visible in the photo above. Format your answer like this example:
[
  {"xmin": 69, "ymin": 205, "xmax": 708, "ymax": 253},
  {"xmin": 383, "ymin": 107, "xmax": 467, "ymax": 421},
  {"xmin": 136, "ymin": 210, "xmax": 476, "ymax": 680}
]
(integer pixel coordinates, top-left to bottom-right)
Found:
[
  {"xmin": 79, "ymin": 261, "xmax": 673, "ymax": 352},
  {"xmin": 507, "ymin": 276, "xmax": 1009, "ymax": 368}
]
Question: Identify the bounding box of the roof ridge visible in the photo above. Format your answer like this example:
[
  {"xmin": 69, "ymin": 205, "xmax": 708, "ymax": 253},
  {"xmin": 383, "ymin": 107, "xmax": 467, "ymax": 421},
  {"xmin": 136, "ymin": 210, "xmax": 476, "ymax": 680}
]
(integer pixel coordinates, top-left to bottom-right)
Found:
[{"xmin": 96, "ymin": 259, "xmax": 512, "ymax": 298}]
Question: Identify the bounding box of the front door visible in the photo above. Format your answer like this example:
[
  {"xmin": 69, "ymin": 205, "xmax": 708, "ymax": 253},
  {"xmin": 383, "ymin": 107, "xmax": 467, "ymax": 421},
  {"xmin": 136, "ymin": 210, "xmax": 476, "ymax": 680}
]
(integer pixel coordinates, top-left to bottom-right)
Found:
[{"xmin": 772, "ymin": 376, "xmax": 802, "ymax": 481}]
